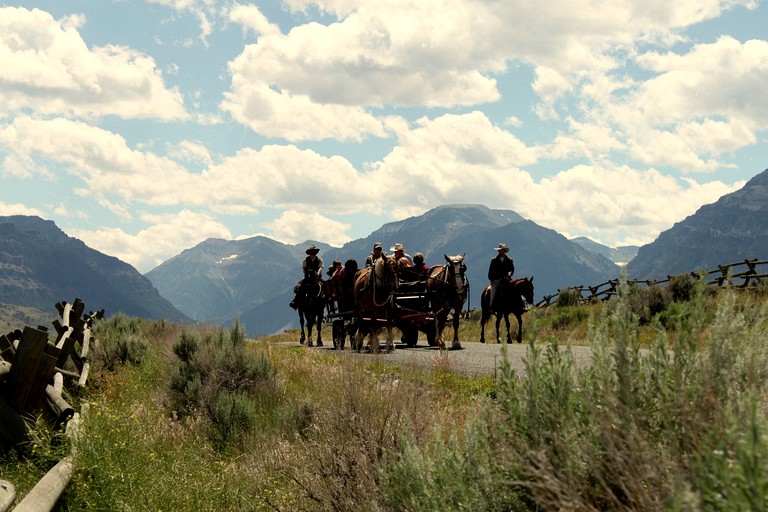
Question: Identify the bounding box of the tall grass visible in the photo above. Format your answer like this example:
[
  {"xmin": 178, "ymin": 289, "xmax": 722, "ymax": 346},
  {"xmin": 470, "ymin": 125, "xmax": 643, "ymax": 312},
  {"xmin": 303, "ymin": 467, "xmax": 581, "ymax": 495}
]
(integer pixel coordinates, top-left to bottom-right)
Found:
[
  {"xmin": 378, "ymin": 281, "xmax": 768, "ymax": 510},
  {"xmin": 4, "ymin": 283, "xmax": 768, "ymax": 510}
]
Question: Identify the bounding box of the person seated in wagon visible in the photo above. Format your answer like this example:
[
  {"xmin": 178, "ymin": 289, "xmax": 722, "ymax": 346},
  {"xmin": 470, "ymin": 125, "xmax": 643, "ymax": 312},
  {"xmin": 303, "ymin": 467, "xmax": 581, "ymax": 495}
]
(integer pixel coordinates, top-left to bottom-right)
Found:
[
  {"xmin": 390, "ymin": 243, "xmax": 412, "ymax": 267},
  {"xmin": 365, "ymin": 242, "xmax": 386, "ymax": 267}
]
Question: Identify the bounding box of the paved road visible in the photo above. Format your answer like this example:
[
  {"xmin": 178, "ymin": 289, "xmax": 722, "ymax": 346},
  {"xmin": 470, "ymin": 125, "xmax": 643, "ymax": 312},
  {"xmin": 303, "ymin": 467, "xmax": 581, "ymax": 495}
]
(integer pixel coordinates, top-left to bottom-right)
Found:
[{"xmin": 287, "ymin": 339, "xmax": 594, "ymax": 378}]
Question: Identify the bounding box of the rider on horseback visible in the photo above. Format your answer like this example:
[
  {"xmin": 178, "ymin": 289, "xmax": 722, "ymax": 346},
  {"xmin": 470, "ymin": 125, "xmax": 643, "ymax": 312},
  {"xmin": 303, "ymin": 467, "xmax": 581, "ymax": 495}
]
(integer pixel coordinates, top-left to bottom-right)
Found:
[
  {"xmin": 289, "ymin": 244, "xmax": 324, "ymax": 310},
  {"xmin": 488, "ymin": 243, "xmax": 515, "ymax": 310}
]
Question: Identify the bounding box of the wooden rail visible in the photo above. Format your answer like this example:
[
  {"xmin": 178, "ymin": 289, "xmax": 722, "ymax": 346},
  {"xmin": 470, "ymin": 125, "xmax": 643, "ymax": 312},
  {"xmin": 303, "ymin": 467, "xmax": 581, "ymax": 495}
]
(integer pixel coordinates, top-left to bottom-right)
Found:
[
  {"xmin": 0, "ymin": 298, "xmax": 104, "ymax": 512},
  {"xmin": 536, "ymin": 258, "xmax": 768, "ymax": 307}
]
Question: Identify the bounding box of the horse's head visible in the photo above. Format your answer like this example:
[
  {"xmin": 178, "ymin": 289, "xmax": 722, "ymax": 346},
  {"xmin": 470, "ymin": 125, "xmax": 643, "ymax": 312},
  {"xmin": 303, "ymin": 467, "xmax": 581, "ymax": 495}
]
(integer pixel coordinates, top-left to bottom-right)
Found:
[
  {"xmin": 520, "ymin": 276, "xmax": 535, "ymax": 306},
  {"xmin": 443, "ymin": 253, "xmax": 467, "ymax": 293},
  {"xmin": 375, "ymin": 255, "xmax": 400, "ymax": 290}
]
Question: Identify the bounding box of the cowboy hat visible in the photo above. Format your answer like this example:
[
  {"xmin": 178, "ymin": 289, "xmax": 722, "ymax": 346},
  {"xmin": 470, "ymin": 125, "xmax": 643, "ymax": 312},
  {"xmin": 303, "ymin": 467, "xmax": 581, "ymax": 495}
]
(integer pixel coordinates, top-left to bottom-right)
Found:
[
  {"xmin": 390, "ymin": 243, "xmax": 406, "ymax": 252},
  {"xmin": 306, "ymin": 244, "xmax": 320, "ymax": 254},
  {"xmin": 494, "ymin": 243, "xmax": 509, "ymax": 253}
]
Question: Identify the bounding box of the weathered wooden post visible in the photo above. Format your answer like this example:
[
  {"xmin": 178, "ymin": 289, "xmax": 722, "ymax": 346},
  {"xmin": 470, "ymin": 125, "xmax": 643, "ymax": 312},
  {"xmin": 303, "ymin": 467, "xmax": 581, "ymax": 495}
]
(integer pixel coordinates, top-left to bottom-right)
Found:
[
  {"xmin": 0, "ymin": 480, "xmax": 15, "ymax": 512},
  {"xmin": 4, "ymin": 326, "xmax": 49, "ymax": 412},
  {"xmin": 12, "ymin": 457, "xmax": 74, "ymax": 512}
]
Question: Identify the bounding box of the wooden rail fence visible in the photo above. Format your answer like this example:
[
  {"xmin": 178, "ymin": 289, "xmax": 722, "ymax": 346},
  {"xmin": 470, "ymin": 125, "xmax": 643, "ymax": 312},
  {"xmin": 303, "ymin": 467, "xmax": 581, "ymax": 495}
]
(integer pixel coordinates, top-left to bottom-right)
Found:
[
  {"xmin": 0, "ymin": 298, "xmax": 104, "ymax": 512},
  {"xmin": 536, "ymin": 258, "xmax": 768, "ymax": 307}
]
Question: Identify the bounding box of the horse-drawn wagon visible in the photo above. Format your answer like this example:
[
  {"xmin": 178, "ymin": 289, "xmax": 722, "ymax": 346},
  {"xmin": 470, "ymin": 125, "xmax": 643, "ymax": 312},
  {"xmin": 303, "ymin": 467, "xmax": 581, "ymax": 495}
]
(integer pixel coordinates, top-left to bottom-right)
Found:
[{"xmin": 324, "ymin": 254, "xmax": 468, "ymax": 352}]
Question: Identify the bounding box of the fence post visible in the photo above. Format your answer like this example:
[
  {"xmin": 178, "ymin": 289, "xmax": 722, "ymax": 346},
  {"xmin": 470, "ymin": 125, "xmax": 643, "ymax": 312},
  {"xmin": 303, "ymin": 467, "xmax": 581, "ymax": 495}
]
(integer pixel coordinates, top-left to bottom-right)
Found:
[
  {"xmin": 11, "ymin": 457, "xmax": 74, "ymax": 512},
  {"xmin": 0, "ymin": 480, "xmax": 15, "ymax": 512}
]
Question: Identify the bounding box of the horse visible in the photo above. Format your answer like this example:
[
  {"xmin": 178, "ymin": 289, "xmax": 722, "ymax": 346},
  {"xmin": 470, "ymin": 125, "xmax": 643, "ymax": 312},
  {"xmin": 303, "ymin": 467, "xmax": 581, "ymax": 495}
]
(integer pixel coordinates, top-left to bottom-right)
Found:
[
  {"xmin": 295, "ymin": 276, "xmax": 326, "ymax": 347},
  {"xmin": 352, "ymin": 255, "xmax": 400, "ymax": 353},
  {"xmin": 480, "ymin": 276, "xmax": 534, "ymax": 344},
  {"xmin": 426, "ymin": 253, "xmax": 468, "ymax": 350},
  {"xmin": 326, "ymin": 259, "xmax": 359, "ymax": 350}
]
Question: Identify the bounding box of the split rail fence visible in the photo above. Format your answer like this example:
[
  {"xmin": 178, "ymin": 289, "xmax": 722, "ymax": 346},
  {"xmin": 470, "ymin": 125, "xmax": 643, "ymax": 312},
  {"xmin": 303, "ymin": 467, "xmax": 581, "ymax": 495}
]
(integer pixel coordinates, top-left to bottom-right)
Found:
[
  {"xmin": 536, "ymin": 258, "xmax": 768, "ymax": 307},
  {"xmin": 0, "ymin": 298, "xmax": 104, "ymax": 512}
]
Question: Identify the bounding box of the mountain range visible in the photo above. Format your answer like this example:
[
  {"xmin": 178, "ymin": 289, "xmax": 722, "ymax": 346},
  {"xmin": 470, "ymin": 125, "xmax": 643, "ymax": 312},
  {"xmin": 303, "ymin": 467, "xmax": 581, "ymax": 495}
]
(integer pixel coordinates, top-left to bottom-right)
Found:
[
  {"xmin": 627, "ymin": 169, "xmax": 768, "ymax": 279},
  {"xmin": 146, "ymin": 204, "xmax": 621, "ymax": 335},
  {"xmin": 0, "ymin": 216, "xmax": 189, "ymax": 323},
  {"xmin": 1, "ymin": 167, "xmax": 766, "ymax": 335}
]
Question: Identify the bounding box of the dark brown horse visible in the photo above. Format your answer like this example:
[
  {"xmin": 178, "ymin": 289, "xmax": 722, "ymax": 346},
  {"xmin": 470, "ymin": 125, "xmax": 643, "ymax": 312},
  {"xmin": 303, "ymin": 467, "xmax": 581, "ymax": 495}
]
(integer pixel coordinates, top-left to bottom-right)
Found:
[
  {"xmin": 326, "ymin": 259, "xmax": 359, "ymax": 350},
  {"xmin": 352, "ymin": 255, "xmax": 400, "ymax": 353},
  {"xmin": 426, "ymin": 254, "xmax": 468, "ymax": 350},
  {"xmin": 480, "ymin": 277, "xmax": 534, "ymax": 344},
  {"xmin": 296, "ymin": 277, "xmax": 325, "ymax": 347}
]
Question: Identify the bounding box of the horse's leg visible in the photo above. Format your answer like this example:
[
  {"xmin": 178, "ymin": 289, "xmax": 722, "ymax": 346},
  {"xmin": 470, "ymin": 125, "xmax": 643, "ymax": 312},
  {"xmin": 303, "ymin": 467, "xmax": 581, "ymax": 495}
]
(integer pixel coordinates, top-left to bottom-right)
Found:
[
  {"xmin": 316, "ymin": 313, "xmax": 323, "ymax": 347},
  {"xmin": 385, "ymin": 321, "xmax": 395, "ymax": 352},
  {"xmin": 353, "ymin": 316, "xmax": 364, "ymax": 352},
  {"xmin": 299, "ymin": 312, "xmax": 306, "ymax": 345},
  {"xmin": 495, "ymin": 314, "xmax": 503, "ymax": 344},
  {"xmin": 306, "ymin": 316, "xmax": 314, "ymax": 347},
  {"xmin": 515, "ymin": 312, "xmax": 523, "ymax": 343},
  {"xmin": 370, "ymin": 324, "xmax": 380, "ymax": 354},
  {"xmin": 480, "ymin": 307, "xmax": 489, "ymax": 344},
  {"xmin": 451, "ymin": 307, "xmax": 462, "ymax": 350},
  {"xmin": 504, "ymin": 313, "xmax": 512, "ymax": 344},
  {"xmin": 435, "ymin": 313, "xmax": 446, "ymax": 350}
]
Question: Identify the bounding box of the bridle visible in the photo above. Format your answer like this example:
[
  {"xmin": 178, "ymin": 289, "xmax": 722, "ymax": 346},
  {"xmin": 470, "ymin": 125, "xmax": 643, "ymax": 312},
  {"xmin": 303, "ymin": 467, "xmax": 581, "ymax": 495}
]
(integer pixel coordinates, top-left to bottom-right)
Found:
[
  {"xmin": 432, "ymin": 257, "xmax": 470, "ymax": 313},
  {"xmin": 371, "ymin": 256, "xmax": 399, "ymax": 307}
]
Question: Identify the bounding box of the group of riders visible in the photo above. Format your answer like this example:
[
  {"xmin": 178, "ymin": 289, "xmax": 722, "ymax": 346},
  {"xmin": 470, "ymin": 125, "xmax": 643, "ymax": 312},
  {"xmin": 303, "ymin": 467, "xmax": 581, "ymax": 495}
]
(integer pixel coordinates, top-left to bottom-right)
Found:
[{"xmin": 289, "ymin": 241, "xmax": 517, "ymax": 313}]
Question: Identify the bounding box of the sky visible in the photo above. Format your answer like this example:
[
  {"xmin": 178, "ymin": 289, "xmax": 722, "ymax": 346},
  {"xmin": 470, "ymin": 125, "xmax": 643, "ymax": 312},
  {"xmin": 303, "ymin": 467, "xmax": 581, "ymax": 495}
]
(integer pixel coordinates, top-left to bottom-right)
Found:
[{"xmin": 1, "ymin": 1, "xmax": 766, "ymax": 273}]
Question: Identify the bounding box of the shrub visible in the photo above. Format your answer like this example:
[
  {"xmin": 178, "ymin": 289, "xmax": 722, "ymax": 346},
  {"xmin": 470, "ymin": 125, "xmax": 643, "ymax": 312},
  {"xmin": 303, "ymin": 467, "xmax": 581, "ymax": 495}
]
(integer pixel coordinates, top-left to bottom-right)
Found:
[
  {"xmin": 668, "ymin": 272, "xmax": 697, "ymax": 302},
  {"xmin": 92, "ymin": 313, "xmax": 149, "ymax": 369},
  {"xmin": 378, "ymin": 281, "xmax": 768, "ymax": 510},
  {"xmin": 556, "ymin": 287, "xmax": 581, "ymax": 307},
  {"xmin": 621, "ymin": 282, "xmax": 670, "ymax": 324},
  {"xmin": 170, "ymin": 319, "xmax": 276, "ymax": 450}
]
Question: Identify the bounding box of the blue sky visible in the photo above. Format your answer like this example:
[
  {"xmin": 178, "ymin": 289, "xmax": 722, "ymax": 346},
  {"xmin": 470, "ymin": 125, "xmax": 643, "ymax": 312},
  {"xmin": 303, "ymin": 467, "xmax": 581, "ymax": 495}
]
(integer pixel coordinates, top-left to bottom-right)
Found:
[{"xmin": 1, "ymin": 0, "xmax": 766, "ymax": 272}]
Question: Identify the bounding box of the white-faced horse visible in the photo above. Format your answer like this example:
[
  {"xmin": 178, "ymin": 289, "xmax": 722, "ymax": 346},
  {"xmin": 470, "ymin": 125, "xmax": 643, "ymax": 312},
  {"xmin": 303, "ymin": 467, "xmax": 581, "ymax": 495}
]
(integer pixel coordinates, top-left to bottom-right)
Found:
[
  {"xmin": 352, "ymin": 255, "xmax": 400, "ymax": 353},
  {"xmin": 426, "ymin": 254, "xmax": 468, "ymax": 349}
]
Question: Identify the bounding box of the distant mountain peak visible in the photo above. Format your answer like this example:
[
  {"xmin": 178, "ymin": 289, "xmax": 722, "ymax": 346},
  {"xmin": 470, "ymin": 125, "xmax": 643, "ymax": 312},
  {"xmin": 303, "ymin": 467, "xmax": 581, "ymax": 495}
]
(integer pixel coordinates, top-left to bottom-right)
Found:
[
  {"xmin": 627, "ymin": 168, "xmax": 768, "ymax": 279},
  {"xmin": 0, "ymin": 215, "xmax": 189, "ymax": 322}
]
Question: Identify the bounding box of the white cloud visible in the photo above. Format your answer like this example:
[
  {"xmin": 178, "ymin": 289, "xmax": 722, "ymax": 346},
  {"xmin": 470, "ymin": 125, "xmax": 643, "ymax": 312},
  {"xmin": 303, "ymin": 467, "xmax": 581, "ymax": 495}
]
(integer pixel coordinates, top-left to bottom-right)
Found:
[
  {"xmin": 0, "ymin": 117, "xmax": 202, "ymax": 212},
  {"xmin": 69, "ymin": 210, "xmax": 232, "ymax": 273},
  {"xmin": 0, "ymin": 7, "xmax": 188, "ymax": 120},
  {"xmin": 146, "ymin": 0, "xmax": 216, "ymax": 44},
  {"xmin": 550, "ymin": 36, "xmax": 768, "ymax": 172},
  {"xmin": 264, "ymin": 210, "xmax": 352, "ymax": 246},
  {"xmin": 0, "ymin": 201, "xmax": 44, "ymax": 217},
  {"xmin": 534, "ymin": 165, "xmax": 742, "ymax": 246},
  {"xmin": 202, "ymin": 145, "xmax": 372, "ymax": 213},
  {"xmin": 634, "ymin": 36, "xmax": 768, "ymax": 128},
  {"xmin": 227, "ymin": 4, "xmax": 281, "ymax": 37},
  {"xmin": 221, "ymin": 82, "xmax": 388, "ymax": 142},
  {"xmin": 368, "ymin": 111, "xmax": 541, "ymax": 217}
]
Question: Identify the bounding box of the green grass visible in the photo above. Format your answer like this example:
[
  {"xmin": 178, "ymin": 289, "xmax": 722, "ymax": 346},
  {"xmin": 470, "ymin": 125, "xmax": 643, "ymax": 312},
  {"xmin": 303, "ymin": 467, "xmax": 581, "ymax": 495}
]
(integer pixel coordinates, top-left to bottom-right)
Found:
[{"xmin": 4, "ymin": 282, "xmax": 768, "ymax": 510}]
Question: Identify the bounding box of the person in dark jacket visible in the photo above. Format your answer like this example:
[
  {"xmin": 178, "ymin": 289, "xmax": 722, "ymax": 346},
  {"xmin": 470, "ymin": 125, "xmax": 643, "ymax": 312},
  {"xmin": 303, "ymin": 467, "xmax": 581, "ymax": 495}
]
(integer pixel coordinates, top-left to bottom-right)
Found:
[
  {"xmin": 488, "ymin": 243, "xmax": 514, "ymax": 309},
  {"xmin": 365, "ymin": 242, "xmax": 386, "ymax": 267},
  {"xmin": 289, "ymin": 245, "xmax": 324, "ymax": 309}
]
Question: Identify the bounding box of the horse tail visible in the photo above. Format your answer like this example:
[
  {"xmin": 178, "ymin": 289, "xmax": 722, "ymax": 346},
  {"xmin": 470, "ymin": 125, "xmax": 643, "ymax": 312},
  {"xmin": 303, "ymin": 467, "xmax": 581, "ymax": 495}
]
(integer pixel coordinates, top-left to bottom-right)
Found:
[{"xmin": 480, "ymin": 285, "xmax": 491, "ymax": 325}]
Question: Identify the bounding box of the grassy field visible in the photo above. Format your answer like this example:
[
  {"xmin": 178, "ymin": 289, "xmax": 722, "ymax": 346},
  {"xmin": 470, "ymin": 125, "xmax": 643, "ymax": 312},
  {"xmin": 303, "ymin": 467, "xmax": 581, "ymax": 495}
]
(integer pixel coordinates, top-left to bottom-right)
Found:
[
  {"xmin": 0, "ymin": 302, "xmax": 57, "ymax": 335},
  {"xmin": 3, "ymin": 281, "xmax": 768, "ymax": 510}
]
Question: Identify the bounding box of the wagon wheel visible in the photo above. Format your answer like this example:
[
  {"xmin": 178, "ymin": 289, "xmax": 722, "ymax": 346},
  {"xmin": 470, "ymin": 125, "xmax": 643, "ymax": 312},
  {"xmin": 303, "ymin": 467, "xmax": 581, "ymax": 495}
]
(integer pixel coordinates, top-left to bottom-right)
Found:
[
  {"xmin": 401, "ymin": 325, "xmax": 418, "ymax": 348},
  {"xmin": 423, "ymin": 322, "xmax": 437, "ymax": 347}
]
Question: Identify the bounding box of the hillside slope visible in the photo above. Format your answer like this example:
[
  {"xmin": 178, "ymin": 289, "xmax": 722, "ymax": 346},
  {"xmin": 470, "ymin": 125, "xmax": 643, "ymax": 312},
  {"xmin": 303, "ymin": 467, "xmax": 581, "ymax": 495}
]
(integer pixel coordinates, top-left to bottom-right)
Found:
[
  {"xmin": 0, "ymin": 216, "xmax": 189, "ymax": 322},
  {"xmin": 627, "ymin": 168, "xmax": 768, "ymax": 279},
  {"xmin": 148, "ymin": 204, "xmax": 619, "ymax": 334}
]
